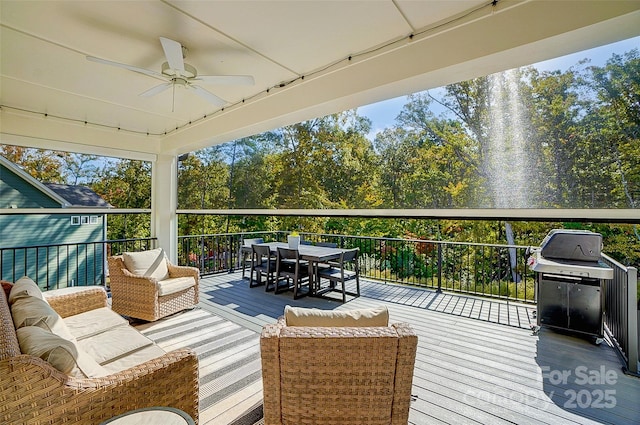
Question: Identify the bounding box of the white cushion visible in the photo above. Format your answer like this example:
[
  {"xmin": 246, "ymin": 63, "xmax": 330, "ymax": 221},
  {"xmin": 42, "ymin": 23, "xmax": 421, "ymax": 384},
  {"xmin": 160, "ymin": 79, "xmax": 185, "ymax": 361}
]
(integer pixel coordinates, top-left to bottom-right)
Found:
[
  {"xmin": 122, "ymin": 248, "xmax": 169, "ymax": 281},
  {"xmin": 11, "ymin": 295, "xmax": 76, "ymax": 341},
  {"xmin": 8, "ymin": 276, "xmax": 44, "ymax": 305},
  {"xmin": 77, "ymin": 325, "xmax": 155, "ymax": 365},
  {"xmin": 284, "ymin": 305, "xmax": 389, "ymax": 327},
  {"xmin": 157, "ymin": 277, "xmax": 195, "ymax": 296},
  {"xmin": 16, "ymin": 326, "xmax": 77, "ymax": 373},
  {"xmin": 16, "ymin": 326, "xmax": 108, "ymax": 377},
  {"xmin": 63, "ymin": 307, "xmax": 129, "ymax": 340},
  {"xmin": 101, "ymin": 344, "xmax": 167, "ymax": 374},
  {"xmin": 71, "ymin": 346, "xmax": 109, "ymax": 378}
]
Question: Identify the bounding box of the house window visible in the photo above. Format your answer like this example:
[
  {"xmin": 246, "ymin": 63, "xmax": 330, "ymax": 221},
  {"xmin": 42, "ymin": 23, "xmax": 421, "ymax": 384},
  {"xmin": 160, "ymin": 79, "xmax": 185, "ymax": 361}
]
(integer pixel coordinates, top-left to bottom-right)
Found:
[
  {"xmin": 81, "ymin": 216, "xmax": 89, "ymax": 225},
  {"xmin": 71, "ymin": 216, "xmax": 80, "ymax": 225},
  {"xmin": 90, "ymin": 216, "xmax": 99, "ymax": 224}
]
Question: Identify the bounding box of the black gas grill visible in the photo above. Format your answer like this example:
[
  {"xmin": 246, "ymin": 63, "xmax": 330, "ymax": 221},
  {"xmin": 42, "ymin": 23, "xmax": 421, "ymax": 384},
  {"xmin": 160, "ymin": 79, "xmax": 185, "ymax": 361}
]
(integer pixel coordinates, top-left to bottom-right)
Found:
[{"xmin": 529, "ymin": 230, "xmax": 613, "ymax": 343}]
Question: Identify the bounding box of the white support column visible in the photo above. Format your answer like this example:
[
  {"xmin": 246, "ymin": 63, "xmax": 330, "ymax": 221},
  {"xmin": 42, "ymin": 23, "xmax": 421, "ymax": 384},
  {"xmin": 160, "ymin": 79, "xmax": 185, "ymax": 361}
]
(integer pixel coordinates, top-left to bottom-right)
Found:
[{"xmin": 151, "ymin": 154, "xmax": 178, "ymax": 263}]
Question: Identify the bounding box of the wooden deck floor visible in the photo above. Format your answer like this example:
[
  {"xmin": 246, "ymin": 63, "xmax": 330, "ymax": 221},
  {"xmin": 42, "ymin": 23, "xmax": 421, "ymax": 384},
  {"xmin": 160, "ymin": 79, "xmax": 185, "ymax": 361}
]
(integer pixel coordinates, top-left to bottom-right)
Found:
[{"xmin": 136, "ymin": 271, "xmax": 640, "ymax": 424}]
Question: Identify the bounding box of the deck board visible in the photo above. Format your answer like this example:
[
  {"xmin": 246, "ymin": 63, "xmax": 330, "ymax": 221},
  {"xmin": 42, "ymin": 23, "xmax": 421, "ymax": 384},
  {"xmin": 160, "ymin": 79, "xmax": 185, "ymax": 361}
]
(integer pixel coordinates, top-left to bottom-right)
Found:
[{"xmin": 135, "ymin": 271, "xmax": 640, "ymax": 424}]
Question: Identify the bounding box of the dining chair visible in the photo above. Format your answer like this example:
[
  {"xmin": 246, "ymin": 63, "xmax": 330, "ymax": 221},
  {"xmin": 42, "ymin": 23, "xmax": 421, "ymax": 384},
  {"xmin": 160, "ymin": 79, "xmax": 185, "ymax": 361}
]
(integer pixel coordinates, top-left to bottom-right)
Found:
[
  {"xmin": 250, "ymin": 244, "xmax": 276, "ymax": 289},
  {"xmin": 314, "ymin": 241, "xmax": 339, "ymax": 276},
  {"xmin": 241, "ymin": 238, "xmax": 264, "ymax": 278},
  {"xmin": 274, "ymin": 247, "xmax": 310, "ymax": 299},
  {"xmin": 317, "ymin": 247, "xmax": 360, "ymax": 303}
]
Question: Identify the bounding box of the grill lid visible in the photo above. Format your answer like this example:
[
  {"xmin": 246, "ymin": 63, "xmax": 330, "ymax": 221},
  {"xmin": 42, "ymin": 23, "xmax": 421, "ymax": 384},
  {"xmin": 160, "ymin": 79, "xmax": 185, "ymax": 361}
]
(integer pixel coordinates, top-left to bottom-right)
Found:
[{"xmin": 540, "ymin": 229, "xmax": 602, "ymax": 262}]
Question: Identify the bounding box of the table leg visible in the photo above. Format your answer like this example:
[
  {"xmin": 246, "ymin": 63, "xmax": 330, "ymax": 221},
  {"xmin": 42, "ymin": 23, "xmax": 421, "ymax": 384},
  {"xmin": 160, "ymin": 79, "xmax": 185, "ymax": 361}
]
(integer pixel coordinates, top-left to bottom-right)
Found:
[{"xmin": 308, "ymin": 260, "xmax": 316, "ymax": 295}]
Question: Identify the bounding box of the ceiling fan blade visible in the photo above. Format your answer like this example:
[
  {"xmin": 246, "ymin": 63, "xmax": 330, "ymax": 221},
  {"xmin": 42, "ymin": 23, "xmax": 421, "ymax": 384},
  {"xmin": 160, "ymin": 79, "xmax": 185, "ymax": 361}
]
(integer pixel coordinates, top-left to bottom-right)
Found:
[
  {"xmin": 159, "ymin": 37, "xmax": 185, "ymax": 73},
  {"xmin": 194, "ymin": 75, "xmax": 255, "ymax": 86},
  {"xmin": 190, "ymin": 85, "xmax": 227, "ymax": 107},
  {"xmin": 140, "ymin": 82, "xmax": 172, "ymax": 97},
  {"xmin": 86, "ymin": 55, "xmax": 164, "ymax": 79}
]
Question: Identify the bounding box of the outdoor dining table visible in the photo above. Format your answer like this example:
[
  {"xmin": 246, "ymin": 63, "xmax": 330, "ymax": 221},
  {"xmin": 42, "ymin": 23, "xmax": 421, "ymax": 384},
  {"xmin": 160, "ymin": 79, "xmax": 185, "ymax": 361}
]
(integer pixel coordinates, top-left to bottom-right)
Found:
[{"xmin": 242, "ymin": 241, "xmax": 346, "ymax": 297}]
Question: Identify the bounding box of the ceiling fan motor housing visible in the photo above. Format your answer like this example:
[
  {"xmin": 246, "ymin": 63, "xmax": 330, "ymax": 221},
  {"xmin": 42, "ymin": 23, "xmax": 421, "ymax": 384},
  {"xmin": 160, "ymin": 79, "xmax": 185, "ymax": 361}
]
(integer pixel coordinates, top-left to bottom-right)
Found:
[{"xmin": 162, "ymin": 61, "xmax": 197, "ymax": 79}]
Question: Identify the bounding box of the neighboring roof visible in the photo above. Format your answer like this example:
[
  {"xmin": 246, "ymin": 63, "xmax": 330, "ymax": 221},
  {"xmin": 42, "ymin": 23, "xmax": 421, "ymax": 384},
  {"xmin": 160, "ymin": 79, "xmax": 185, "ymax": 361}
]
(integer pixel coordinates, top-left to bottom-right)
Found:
[
  {"xmin": 0, "ymin": 156, "xmax": 112, "ymax": 208},
  {"xmin": 44, "ymin": 183, "xmax": 113, "ymax": 208}
]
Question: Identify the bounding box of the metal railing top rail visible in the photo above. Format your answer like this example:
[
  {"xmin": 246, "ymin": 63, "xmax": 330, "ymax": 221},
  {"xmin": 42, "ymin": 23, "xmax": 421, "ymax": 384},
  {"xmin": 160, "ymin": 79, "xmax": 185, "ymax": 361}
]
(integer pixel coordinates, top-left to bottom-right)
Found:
[
  {"xmin": 178, "ymin": 230, "xmax": 285, "ymax": 239},
  {"xmin": 297, "ymin": 231, "xmax": 531, "ymax": 250},
  {"xmin": 1, "ymin": 237, "xmax": 156, "ymax": 251}
]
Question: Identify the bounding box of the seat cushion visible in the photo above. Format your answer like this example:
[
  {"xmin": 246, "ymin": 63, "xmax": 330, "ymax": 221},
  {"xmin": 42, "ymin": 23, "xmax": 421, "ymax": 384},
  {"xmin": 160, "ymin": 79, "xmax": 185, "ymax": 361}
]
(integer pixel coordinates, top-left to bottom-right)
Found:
[
  {"xmin": 122, "ymin": 248, "xmax": 169, "ymax": 281},
  {"xmin": 101, "ymin": 344, "xmax": 167, "ymax": 374},
  {"xmin": 157, "ymin": 276, "xmax": 195, "ymax": 296},
  {"xmin": 63, "ymin": 307, "xmax": 129, "ymax": 340},
  {"xmin": 16, "ymin": 325, "xmax": 108, "ymax": 377},
  {"xmin": 318, "ymin": 267, "xmax": 357, "ymax": 280},
  {"xmin": 11, "ymin": 295, "xmax": 76, "ymax": 341},
  {"xmin": 284, "ymin": 305, "xmax": 389, "ymax": 327},
  {"xmin": 8, "ymin": 276, "xmax": 44, "ymax": 304},
  {"xmin": 77, "ymin": 325, "xmax": 155, "ymax": 365}
]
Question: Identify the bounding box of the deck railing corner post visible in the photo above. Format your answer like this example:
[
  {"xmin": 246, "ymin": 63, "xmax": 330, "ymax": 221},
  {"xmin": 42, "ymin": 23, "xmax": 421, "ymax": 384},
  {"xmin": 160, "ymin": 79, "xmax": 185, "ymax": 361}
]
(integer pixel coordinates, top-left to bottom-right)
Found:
[
  {"xmin": 437, "ymin": 243, "xmax": 443, "ymax": 293},
  {"xmin": 627, "ymin": 266, "xmax": 638, "ymax": 374}
]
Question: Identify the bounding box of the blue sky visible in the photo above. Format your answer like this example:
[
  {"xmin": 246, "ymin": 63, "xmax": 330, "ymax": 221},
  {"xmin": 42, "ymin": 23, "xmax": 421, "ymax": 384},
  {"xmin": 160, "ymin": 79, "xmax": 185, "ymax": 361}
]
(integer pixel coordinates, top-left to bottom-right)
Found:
[{"xmin": 359, "ymin": 35, "xmax": 640, "ymax": 139}]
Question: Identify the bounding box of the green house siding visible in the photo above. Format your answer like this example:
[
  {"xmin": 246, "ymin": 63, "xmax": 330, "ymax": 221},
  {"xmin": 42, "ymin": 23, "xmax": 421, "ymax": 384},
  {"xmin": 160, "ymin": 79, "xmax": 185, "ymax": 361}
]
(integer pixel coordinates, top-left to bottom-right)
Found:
[
  {"xmin": 0, "ymin": 164, "xmax": 60, "ymax": 208},
  {"xmin": 0, "ymin": 214, "xmax": 107, "ymax": 289}
]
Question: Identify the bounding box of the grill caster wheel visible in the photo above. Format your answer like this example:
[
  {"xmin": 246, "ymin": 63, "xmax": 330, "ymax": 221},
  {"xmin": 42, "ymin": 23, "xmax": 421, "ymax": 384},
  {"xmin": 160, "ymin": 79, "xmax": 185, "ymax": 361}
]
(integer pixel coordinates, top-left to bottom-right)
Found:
[{"xmin": 530, "ymin": 325, "xmax": 540, "ymax": 335}]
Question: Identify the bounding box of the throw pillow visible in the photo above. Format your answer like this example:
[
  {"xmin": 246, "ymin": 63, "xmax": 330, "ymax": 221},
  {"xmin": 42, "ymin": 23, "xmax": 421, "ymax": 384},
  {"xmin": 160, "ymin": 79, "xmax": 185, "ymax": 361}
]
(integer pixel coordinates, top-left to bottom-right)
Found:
[
  {"xmin": 8, "ymin": 276, "xmax": 44, "ymax": 305},
  {"xmin": 122, "ymin": 248, "xmax": 169, "ymax": 281},
  {"xmin": 11, "ymin": 295, "xmax": 76, "ymax": 341},
  {"xmin": 284, "ymin": 305, "xmax": 389, "ymax": 327},
  {"xmin": 16, "ymin": 326, "xmax": 77, "ymax": 374}
]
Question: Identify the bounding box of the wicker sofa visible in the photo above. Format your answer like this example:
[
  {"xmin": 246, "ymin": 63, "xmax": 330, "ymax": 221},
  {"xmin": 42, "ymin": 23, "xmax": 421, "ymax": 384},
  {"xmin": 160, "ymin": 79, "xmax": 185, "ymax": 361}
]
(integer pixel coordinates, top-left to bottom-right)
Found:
[
  {"xmin": 108, "ymin": 248, "xmax": 199, "ymax": 322},
  {"xmin": 261, "ymin": 306, "xmax": 418, "ymax": 425},
  {"xmin": 0, "ymin": 277, "xmax": 199, "ymax": 424}
]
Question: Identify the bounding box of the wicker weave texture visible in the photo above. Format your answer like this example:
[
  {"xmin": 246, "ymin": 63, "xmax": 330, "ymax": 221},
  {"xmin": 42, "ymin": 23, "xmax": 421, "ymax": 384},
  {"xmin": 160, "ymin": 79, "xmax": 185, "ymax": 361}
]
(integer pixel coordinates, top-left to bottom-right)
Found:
[
  {"xmin": 0, "ymin": 284, "xmax": 200, "ymax": 424},
  {"xmin": 45, "ymin": 286, "xmax": 108, "ymax": 318},
  {"xmin": 261, "ymin": 319, "xmax": 418, "ymax": 425},
  {"xmin": 108, "ymin": 255, "xmax": 199, "ymax": 321}
]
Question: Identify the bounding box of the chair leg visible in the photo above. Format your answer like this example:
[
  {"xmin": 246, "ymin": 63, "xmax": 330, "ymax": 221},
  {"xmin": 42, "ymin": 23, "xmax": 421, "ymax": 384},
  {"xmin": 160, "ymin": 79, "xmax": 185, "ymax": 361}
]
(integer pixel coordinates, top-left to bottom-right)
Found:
[{"xmin": 249, "ymin": 268, "xmax": 259, "ymax": 288}]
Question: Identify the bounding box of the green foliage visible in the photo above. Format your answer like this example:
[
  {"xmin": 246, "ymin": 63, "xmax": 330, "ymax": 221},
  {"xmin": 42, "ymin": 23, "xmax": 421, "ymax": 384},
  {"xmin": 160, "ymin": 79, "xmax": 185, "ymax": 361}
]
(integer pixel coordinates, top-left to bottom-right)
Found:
[{"xmin": 4, "ymin": 47, "xmax": 639, "ymax": 276}]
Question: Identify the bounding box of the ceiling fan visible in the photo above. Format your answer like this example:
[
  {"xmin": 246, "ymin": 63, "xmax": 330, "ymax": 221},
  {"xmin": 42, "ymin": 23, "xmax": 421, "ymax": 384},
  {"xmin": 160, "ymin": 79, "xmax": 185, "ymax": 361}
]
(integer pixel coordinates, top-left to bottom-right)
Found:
[{"xmin": 87, "ymin": 37, "xmax": 254, "ymax": 108}]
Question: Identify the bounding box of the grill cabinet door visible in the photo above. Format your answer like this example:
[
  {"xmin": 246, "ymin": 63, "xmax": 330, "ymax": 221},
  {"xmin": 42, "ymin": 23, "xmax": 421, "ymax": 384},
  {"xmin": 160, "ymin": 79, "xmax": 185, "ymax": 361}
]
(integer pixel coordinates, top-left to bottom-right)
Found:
[
  {"xmin": 568, "ymin": 279, "xmax": 602, "ymax": 335},
  {"xmin": 538, "ymin": 275, "xmax": 568, "ymax": 329}
]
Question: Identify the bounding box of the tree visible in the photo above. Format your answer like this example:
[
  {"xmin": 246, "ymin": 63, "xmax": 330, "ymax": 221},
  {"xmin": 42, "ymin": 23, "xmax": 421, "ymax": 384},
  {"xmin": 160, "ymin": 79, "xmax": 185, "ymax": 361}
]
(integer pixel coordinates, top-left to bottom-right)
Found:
[{"xmin": 0, "ymin": 145, "xmax": 68, "ymax": 183}]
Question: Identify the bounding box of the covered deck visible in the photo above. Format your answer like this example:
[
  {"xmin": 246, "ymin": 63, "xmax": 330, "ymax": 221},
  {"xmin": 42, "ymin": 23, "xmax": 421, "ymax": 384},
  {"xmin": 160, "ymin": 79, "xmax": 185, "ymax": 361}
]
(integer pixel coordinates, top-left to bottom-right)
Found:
[{"xmin": 134, "ymin": 271, "xmax": 640, "ymax": 424}]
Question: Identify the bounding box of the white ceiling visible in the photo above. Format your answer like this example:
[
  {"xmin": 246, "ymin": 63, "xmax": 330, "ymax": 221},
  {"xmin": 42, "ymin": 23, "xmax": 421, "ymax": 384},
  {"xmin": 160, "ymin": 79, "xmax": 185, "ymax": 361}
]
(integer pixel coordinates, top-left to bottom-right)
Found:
[{"xmin": 1, "ymin": 1, "xmax": 640, "ymax": 159}]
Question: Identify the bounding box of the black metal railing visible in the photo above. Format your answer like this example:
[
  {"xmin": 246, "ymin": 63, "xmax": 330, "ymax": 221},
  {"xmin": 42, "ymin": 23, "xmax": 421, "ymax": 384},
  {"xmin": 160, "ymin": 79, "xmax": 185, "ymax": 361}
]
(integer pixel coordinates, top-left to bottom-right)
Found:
[
  {"xmin": 602, "ymin": 255, "xmax": 639, "ymax": 374},
  {"xmin": 178, "ymin": 231, "xmax": 535, "ymax": 302},
  {"xmin": 177, "ymin": 231, "xmax": 284, "ymax": 275},
  {"xmin": 0, "ymin": 238, "xmax": 156, "ymax": 291}
]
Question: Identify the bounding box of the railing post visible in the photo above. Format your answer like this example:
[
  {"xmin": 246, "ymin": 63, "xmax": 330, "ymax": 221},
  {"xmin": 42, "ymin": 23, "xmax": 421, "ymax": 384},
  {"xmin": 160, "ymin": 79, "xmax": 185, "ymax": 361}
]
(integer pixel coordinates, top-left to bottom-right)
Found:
[
  {"xmin": 627, "ymin": 267, "xmax": 638, "ymax": 374},
  {"xmin": 437, "ymin": 243, "xmax": 442, "ymax": 293}
]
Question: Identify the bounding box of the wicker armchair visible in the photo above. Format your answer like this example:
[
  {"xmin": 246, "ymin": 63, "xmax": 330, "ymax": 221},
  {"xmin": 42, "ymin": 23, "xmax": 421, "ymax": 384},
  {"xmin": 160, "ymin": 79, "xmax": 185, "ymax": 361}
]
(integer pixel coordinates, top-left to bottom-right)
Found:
[
  {"xmin": 260, "ymin": 308, "xmax": 418, "ymax": 424},
  {"xmin": 0, "ymin": 284, "xmax": 199, "ymax": 424},
  {"xmin": 108, "ymin": 250, "xmax": 199, "ymax": 322}
]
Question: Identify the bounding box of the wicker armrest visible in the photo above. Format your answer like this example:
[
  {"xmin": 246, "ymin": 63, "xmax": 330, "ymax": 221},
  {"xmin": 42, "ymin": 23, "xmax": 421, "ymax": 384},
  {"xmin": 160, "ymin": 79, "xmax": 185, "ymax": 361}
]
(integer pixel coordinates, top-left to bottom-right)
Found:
[
  {"xmin": 260, "ymin": 323, "xmax": 283, "ymax": 425},
  {"xmin": 168, "ymin": 263, "xmax": 200, "ymax": 281},
  {"xmin": 43, "ymin": 286, "xmax": 108, "ymax": 318},
  {"xmin": 1, "ymin": 349, "xmax": 199, "ymax": 424}
]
